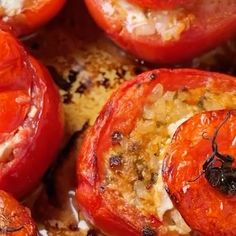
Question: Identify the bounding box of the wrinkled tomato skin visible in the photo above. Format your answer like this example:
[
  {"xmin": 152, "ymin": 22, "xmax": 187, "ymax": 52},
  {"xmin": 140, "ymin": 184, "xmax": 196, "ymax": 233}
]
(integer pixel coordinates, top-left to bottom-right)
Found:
[
  {"xmin": 0, "ymin": 190, "xmax": 37, "ymax": 236},
  {"xmin": 128, "ymin": 0, "xmax": 190, "ymax": 9},
  {"xmin": 0, "ymin": 0, "xmax": 66, "ymax": 36},
  {"xmin": 163, "ymin": 110, "xmax": 236, "ymax": 235},
  {"xmin": 85, "ymin": 0, "xmax": 236, "ymax": 64},
  {"xmin": 0, "ymin": 30, "xmax": 64, "ymax": 198},
  {"xmin": 76, "ymin": 69, "xmax": 236, "ymax": 236}
]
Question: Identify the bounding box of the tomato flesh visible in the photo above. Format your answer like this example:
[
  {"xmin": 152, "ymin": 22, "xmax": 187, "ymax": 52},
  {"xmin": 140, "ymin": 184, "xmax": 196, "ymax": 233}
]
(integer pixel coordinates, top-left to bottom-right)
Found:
[
  {"xmin": 85, "ymin": 0, "xmax": 236, "ymax": 64},
  {"xmin": 0, "ymin": 0, "xmax": 66, "ymax": 36},
  {"xmin": 76, "ymin": 69, "xmax": 236, "ymax": 235},
  {"xmin": 0, "ymin": 190, "xmax": 37, "ymax": 236},
  {"xmin": 0, "ymin": 30, "xmax": 64, "ymax": 198},
  {"xmin": 163, "ymin": 110, "xmax": 236, "ymax": 235}
]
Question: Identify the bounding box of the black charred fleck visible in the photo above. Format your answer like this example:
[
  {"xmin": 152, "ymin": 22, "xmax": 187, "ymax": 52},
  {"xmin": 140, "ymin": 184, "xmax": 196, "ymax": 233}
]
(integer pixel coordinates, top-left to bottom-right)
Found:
[
  {"xmin": 76, "ymin": 82, "xmax": 88, "ymax": 94},
  {"xmin": 109, "ymin": 155, "xmax": 123, "ymax": 169},
  {"xmin": 111, "ymin": 131, "xmax": 123, "ymax": 144},
  {"xmin": 191, "ymin": 111, "xmax": 236, "ymax": 195},
  {"xmin": 149, "ymin": 73, "xmax": 158, "ymax": 80},
  {"xmin": 68, "ymin": 224, "xmax": 79, "ymax": 231},
  {"xmin": 142, "ymin": 226, "xmax": 156, "ymax": 236},
  {"xmin": 63, "ymin": 93, "xmax": 73, "ymax": 104},
  {"xmin": 87, "ymin": 229, "xmax": 97, "ymax": 236},
  {"xmin": 97, "ymin": 78, "xmax": 110, "ymax": 89},
  {"xmin": 47, "ymin": 66, "xmax": 71, "ymax": 91},
  {"xmin": 68, "ymin": 70, "xmax": 78, "ymax": 83}
]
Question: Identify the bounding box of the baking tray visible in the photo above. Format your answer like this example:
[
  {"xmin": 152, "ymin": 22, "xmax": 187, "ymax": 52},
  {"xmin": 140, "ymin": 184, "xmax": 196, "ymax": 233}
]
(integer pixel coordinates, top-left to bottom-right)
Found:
[{"xmin": 22, "ymin": 0, "xmax": 236, "ymax": 235}]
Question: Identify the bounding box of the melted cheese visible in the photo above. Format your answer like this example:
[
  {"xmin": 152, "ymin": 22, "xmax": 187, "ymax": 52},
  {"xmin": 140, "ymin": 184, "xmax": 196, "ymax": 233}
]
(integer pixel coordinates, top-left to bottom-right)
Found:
[
  {"xmin": 0, "ymin": 0, "xmax": 24, "ymax": 16},
  {"xmin": 102, "ymin": 0, "xmax": 195, "ymax": 41}
]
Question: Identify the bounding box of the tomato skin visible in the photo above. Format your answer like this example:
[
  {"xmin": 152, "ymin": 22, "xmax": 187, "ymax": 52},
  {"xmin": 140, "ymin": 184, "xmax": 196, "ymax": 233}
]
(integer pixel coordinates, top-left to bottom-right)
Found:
[
  {"xmin": 0, "ymin": 30, "xmax": 64, "ymax": 198},
  {"xmin": 0, "ymin": 0, "xmax": 66, "ymax": 36},
  {"xmin": 85, "ymin": 0, "xmax": 236, "ymax": 64},
  {"xmin": 76, "ymin": 69, "xmax": 236, "ymax": 236},
  {"xmin": 128, "ymin": 0, "xmax": 189, "ymax": 9},
  {"xmin": 163, "ymin": 110, "xmax": 236, "ymax": 235},
  {"xmin": 0, "ymin": 190, "xmax": 37, "ymax": 236}
]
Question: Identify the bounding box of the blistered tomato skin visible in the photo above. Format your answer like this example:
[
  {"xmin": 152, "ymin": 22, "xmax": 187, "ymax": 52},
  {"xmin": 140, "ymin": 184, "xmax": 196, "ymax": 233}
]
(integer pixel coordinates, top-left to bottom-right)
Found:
[
  {"xmin": 0, "ymin": 0, "xmax": 66, "ymax": 36},
  {"xmin": 85, "ymin": 0, "xmax": 236, "ymax": 64},
  {"xmin": 0, "ymin": 30, "xmax": 64, "ymax": 198},
  {"xmin": 0, "ymin": 190, "xmax": 37, "ymax": 236},
  {"xmin": 76, "ymin": 69, "xmax": 236, "ymax": 236},
  {"xmin": 163, "ymin": 110, "xmax": 236, "ymax": 235}
]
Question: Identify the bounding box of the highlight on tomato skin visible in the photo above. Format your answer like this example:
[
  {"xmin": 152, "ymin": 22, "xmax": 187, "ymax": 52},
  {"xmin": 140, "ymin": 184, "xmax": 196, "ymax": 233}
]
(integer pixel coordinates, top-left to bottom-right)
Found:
[
  {"xmin": 0, "ymin": 190, "xmax": 37, "ymax": 236},
  {"xmin": 163, "ymin": 110, "xmax": 236, "ymax": 235},
  {"xmin": 85, "ymin": 0, "xmax": 236, "ymax": 64},
  {"xmin": 0, "ymin": 30, "xmax": 64, "ymax": 198},
  {"xmin": 76, "ymin": 68, "xmax": 236, "ymax": 236},
  {"xmin": 0, "ymin": 0, "xmax": 66, "ymax": 36}
]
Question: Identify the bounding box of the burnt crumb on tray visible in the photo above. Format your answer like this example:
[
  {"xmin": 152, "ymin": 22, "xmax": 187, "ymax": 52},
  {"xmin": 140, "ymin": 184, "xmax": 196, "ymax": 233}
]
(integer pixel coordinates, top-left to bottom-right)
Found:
[{"xmin": 47, "ymin": 66, "xmax": 71, "ymax": 91}]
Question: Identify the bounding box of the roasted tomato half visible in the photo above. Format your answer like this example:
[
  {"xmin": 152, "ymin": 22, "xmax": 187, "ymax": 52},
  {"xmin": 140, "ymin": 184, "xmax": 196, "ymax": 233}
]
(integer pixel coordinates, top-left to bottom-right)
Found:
[
  {"xmin": 76, "ymin": 69, "xmax": 236, "ymax": 236},
  {"xmin": 0, "ymin": 30, "xmax": 64, "ymax": 198},
  {"xmin": 163, "ymin": 110, "xmax": 236, "ymax": 235},
  {"xmin": 0, "ymin": 190, "xmax": 37, "ymax": 236},
  {"xmin": 0, "ymin": 0, "xmax": 66, "ymax": 36},
  {"xmin": 85, "ymin": 0, "xmax": 236, "ymax": 64}
]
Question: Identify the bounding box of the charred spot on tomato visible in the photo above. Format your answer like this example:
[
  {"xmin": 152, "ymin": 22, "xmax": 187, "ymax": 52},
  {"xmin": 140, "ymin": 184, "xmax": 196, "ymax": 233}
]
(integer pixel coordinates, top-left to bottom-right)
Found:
[
  {"xmin": 99, "ymin": 185, "xmax": 106, "ymax": 193},
  {"xmin": 111, "ymin": 131, "xmax": 124, "ymax": 144},
  {"xmin": 142, "ymin": 226, "xmax": 156, "ymax": 236},
  {"xmin": 169, "ymin": 192, "xmax": 180, "ymax": 205},
  {"xmin": 149, "ymin": 72, "xmax": 158, "ymax": 81},
  {"xmin": 109, "ymin": 155, "xmax": 123, "ymax": 169},
  {"xmin": 193, "ymin": 112, "xmax": 236, "ymax": 195}
]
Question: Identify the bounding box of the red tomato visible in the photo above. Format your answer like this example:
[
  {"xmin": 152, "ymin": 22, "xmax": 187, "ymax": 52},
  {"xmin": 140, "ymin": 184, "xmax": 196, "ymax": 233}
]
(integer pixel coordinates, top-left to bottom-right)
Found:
[
  {"xmin": 85, "ymin": 0, "xmax": 236, "ymax": 64},
  {"xmin": 0, "ymin": 0, "xmax": 66, "ymax": 36},
  {"xmin": 76, "ymin": 69, "xmax": 236, "ymax": 236},
  {"xmin": 0, "ymin": 190, "xmax": 37, "ymax": 236},
  {"xmin": 163, "ymin": 110, "xmax": 236, "ymax": 235},
  {"xmin": 0, "ymin": 30, "xmax": 64, "ymax": 198},
  {"xmin": 128, "ymin": 0, "xmax": 190, "ymax": 9}
]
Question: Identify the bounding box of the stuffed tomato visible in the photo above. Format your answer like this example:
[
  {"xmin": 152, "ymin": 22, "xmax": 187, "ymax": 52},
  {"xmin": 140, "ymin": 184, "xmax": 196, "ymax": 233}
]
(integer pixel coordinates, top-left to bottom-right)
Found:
[
  {"xmin": 0, "ymin": 30, "xmax": 64, "ymax": 198},
  {"xmin": 0, "ymin": 190, "xmax": 37, "ymax": 235},
  {"xmin": 0, "ymin": 0, "xmax": 66, "ymax": 36},
  {"xmin": 85, "ymin": 0, "xmax": 236, "ymax": 64},
  {"xmin": 76, "ymin": 69, "xmax": 236, "ymax": 235},
  {"xmin": 163, "ymin": 109, "xmax": 236, "ymax": 235}
]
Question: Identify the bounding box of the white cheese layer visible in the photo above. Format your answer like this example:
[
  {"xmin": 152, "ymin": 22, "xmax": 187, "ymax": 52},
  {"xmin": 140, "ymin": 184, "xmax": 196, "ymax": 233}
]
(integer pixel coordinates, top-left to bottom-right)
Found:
[{"xmin": 0, "ymin": 0, "xmax": 24, "ymax": 16}]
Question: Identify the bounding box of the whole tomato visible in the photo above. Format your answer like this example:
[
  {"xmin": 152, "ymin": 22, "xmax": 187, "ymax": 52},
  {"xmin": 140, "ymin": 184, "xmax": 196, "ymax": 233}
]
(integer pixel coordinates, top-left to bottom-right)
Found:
[
  {"xmin": 163, "ymin": 110, "xmax": 236, "ymax": 235},
  {"xmin": 85, "ymin": 0, "xmax": 236, "ymax": 64},
  {"xmin": 0, "ymin": 30, "xmax": 64, "ymax": 198},
  {"xmin": 0, "ymin": 0, "xmax": 66, "ymax": 36}
]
